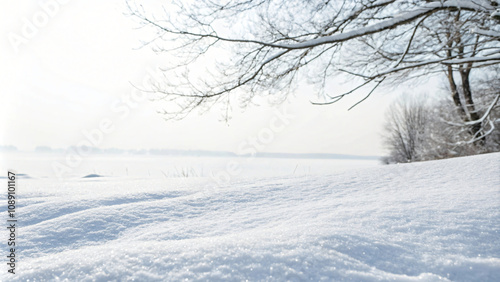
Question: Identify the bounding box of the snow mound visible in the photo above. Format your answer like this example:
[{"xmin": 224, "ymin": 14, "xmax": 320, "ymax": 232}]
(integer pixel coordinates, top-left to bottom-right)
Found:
[
  {"xmin": 5, "ymin": 153, "xmax": 500, "ymax": 281},
  {"xmin": 82, "ymin": 173, "xmax": 106, "ymax": 178}
]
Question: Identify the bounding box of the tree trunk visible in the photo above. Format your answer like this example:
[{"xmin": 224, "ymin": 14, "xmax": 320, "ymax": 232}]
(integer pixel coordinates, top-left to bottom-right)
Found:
[
  {"xmin": 446, "ymin": 66, "xmax": 467, "ymax": 119},
  {"xmin": 460, "ymin": 69, "xmax": 484, "ymax": 143}
]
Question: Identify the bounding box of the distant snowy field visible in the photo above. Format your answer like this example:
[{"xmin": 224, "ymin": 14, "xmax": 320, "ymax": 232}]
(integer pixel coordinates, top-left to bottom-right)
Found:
[{"xmin": 1, "ymin": 153, "xmax": 499, "ymax": 281}]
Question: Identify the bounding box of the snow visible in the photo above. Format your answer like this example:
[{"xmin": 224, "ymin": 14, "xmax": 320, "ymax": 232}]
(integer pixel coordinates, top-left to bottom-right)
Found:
[
  {"xmin": 443, "ymin": 55, "xmax": 500, "ymax": 65},
  {"xmin": 2, "ymin": 153, "xmax": 500, "ymax": 281},
  {"xmin": 275, "ymin": 0, "xmax": 492, "ymax": 50},
  {"xmin": 471, "ymin": 27, "xmax": 500, "ymax": 38}
]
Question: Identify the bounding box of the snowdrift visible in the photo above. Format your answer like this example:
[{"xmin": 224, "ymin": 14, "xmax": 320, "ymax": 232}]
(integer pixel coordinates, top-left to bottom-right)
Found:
[{"xmin": 5, "ymin": 153, "xmax": 500, "ymax": 281}]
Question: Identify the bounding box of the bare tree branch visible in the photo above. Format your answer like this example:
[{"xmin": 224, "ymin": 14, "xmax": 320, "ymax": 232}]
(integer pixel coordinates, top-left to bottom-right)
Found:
[{"xmin": 128, "ymin": 0, "xmax": 500, "ymax": 121}]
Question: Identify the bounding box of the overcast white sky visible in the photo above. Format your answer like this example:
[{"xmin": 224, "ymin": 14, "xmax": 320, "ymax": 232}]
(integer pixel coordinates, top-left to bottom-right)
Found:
[{"xmin": 0, "ymin": 0, "xmax": 436, "ymax": 156}]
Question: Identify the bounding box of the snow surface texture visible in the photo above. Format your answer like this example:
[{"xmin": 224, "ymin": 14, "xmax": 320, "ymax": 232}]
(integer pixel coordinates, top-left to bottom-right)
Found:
[{"xmin": 3, "ymin": 153, "xmax": 500, "ymax": 281}]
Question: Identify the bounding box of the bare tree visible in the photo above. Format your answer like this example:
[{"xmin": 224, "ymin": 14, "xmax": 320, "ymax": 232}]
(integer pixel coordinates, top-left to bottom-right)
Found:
[
  {"xmin": 438, "ymin": 67, "xmax": 500, "ymax": 150},
  {"xmin": 128, "ymin": 0, "xmax": 500, "ymax": 127},
  {"xmin": 383, "ymin": 69, "xmax": 500, "ymax": 164},
  {"xmin": 383, "ymin": 95, "xmax": 429, "ymax": 163}
]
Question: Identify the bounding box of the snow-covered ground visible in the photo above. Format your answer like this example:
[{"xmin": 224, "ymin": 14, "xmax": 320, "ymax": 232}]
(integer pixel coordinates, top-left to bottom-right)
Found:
[{"xmin": 2, "ymin": 153, "xmax": 500, "ymax": 281}]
